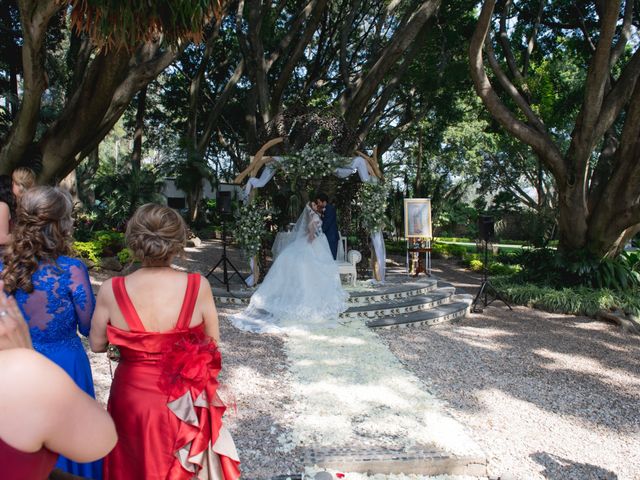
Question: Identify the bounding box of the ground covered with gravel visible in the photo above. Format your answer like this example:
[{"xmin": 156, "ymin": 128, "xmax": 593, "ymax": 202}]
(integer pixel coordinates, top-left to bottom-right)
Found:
[
  {"xmin": 377, "ymin": 260, "xmax": 640, "ymax": 480},
  {"xmin": 88, "ymin": 243, "xmax": 640, "ymax": 479}
]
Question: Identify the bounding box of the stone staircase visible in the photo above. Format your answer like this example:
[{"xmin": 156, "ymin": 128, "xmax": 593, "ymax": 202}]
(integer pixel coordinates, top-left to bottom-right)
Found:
[{"xmin": 214, "ymin": 272, "xmax": 473, "ymax": 329}]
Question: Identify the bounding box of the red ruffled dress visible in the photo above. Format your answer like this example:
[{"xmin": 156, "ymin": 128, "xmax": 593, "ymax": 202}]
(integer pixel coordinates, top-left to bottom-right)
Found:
[{"xmin": 104, "ymin": 274, "xmax": 241, "ymax": 480}]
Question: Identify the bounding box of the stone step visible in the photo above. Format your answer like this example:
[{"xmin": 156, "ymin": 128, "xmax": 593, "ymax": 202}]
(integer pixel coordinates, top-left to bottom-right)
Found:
[
  {"xmin": 213, "ymin": 278, "xmax": 439, "ymax": 306},
  {"xmin": 366, "ymin": 295, "xmax": 473, "ymax": 329},
  {"xmin": 340, "ymin": 287, "xmax": 455, "ymax": 319},
  {"xmin": 346, "ymin": 279, "xmax": 438, "ymax": 304},
  {"xmin": 305, "ymin": 446, "xmax": 487, "ymax": 477}
]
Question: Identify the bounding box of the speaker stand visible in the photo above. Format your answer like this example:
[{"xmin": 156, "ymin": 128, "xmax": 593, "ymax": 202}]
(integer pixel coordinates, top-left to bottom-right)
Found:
[
  {"xmin": 471, "ymin": 241, "xmax": 512, "ymax": 313},
  {"xmin": 205, "ymin": 219, "xmax": 248, "ymax": 292}
]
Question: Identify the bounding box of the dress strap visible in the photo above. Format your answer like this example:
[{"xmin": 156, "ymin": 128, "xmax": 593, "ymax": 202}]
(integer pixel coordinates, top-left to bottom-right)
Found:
[
  {"xmin": 111, "ymin": 277, "xmax": 146, "ymax": 332},
  {"xmin": 176, "ymin": 273, "xmax": 201, "ymax": 330}
]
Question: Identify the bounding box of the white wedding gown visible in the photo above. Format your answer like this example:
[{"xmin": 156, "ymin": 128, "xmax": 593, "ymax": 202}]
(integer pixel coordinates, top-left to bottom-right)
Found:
[{"xmin": 231, "ymin": 204, "xmax": 348, "ymax": 333}]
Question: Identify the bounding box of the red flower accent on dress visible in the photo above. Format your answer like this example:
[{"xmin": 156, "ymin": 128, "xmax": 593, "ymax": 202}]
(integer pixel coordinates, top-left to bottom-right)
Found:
[
  {"xmin": 336, "ymin": 473, "xmax": 345, "ymax": 478},
  {"xmin": 158, "ymin": 331, "xmax": 222, "ymax": 400}
]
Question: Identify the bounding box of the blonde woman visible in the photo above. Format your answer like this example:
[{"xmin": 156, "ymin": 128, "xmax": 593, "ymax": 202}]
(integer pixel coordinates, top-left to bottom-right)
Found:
[
  {"xmin": 0, "ymin": 186, "xmax": 100, "ymax": 479},
  {"xmin": 11, "ymin": 166, "xmax": 36, "ymax": 200},
  {"xmin": 90, "ymin": 204, "xmax": 240, "ymax": 480}
]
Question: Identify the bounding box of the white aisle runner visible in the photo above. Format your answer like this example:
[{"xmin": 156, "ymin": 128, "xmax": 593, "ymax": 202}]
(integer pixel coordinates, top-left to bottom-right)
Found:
[{"xmin": 277, "ymin": 320, "xmax": 484, "ymax": 461}]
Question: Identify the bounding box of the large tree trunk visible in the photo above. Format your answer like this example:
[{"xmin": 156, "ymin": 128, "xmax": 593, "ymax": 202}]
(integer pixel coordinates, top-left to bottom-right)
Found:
[
  {"xmin": 469, "ymin": 0, "xmax": 640, "ymax": 258},
  {"xmin": 1, "ymin": 4, "xmax": 183, "ymax": 183},
  {"xmin": 36, "ymin": 41, "xmax": 181, "ymax": 183},
  {"xmin": 0, "ymin": 0, "xmax": 62, "ymax": 171}
]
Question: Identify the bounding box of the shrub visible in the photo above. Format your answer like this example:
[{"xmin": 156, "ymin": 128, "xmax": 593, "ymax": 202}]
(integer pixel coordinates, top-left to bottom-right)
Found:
[
  {"xmin": 495, "ymin": 251, "xmax": 520, "ymax": 265},
  {"xmin": 447, "ymin": 244, "xmax": 468, "ymax": 258},
  {"xmin": 93, "ymin": 230, "xmax": 125, "ymax": 256},
  {"xmin": 73, "ymin": 230, "xmax": 127, "ymax": 266},
  {"xmin": 73, "ymin": 211, "xmax": 98, "ymax": 242},
  {"xmin": 385, "ymin": 240, "xmax": 406, "ymax": 255},
  {"xmin": 117, "ymin": 248, "xmax": 134, "ymax": 264},
  {"xmin": 515, "ymin": 248, "xmax": 640, "ymax": 291},
  {"xmin": 73, "ymin": 241, "xmax": 102, "ymax": 264},
  {"xmin": 469, "ymin": 259, "xmax": 484, "ymax": 272},
  {"xmin": 431, "ymin": 242, "xmax": 450, "ymax": 259},
  {"xmin": 492, "ymin": 277, "xmax": 640, "ymax": 317},
  {"xmin": 489, "ymin": 262, "xmax": 522, "ymax": 276}
]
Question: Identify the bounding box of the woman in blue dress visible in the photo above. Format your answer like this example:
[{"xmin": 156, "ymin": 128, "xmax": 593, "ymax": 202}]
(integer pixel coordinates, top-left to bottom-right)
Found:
[{"xmin": 1, "ymin": 186, "xmax": 102, "ymax": 479}]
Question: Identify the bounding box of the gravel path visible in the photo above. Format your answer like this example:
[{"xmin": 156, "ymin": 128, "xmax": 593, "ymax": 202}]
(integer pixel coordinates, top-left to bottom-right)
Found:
[
  {"xmin": 88, "ymin": 244, "xmax": 640, "ymax": 479},
  {"xmin": 377, "ymin": 259, "xmax": 640, "ymax": 480}
]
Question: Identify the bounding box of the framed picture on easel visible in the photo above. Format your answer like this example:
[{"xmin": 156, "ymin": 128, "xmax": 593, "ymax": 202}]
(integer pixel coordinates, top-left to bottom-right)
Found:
[
  {"xmin": 403, "ymin": 198, "xmax": 432, "ymax": 275},
  {"xmin": 404, "ymin": 198, "xmax": 432, "ymax": 238}
]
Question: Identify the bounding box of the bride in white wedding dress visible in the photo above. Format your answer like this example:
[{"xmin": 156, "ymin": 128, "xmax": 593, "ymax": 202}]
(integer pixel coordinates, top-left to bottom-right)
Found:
[{"xmin": 231, "ymin": 202, "xmax": 348, "ymax": 333}]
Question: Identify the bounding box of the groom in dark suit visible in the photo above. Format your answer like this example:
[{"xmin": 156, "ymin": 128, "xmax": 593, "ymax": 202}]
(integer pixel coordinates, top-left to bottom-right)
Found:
[{"xmin": 315, "ymin": 192, "xmax": 339, "ymax": 260}]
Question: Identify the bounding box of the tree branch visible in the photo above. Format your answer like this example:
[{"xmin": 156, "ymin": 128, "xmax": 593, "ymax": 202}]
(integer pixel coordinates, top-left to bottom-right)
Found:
[
  {"xmin": 266, "ymin": 0, "xmax": 317, "ymax": 70},
  {"xmin": 45, "ymin": 42, "xmax": 184, "ymax": 181},
  {"xmin": 0, "ymin": 0, "xmax": 62, "ymax": 172},
  {"xmin": 188, "ymin": 17, "xmax": 223, "ymax": 142},
  {"xmin": 522, "ymin": 0, "xmax": 545, "ymax": 79},
  {"xmin": 593, "ymin": 45, "xmax": 640, "ymax": 143},
  {"xmin": 271, "ymin": 0, "xmax": 329, "ymax": 113},
  {"xmin": 469, "ymin": 0, "xmax": 565, "ymax": 183},
  {"xmin": 485, "ymin": 33, "xmax": 546, "ymax": 133},
  {"xmin": 498, "ymin": 0, "xmax": 526, "ymax": 86},
  {"xmin": 610, "ymin": 0, "xmax": 634, "ymax": 67},
  {"xmin": 570, "ymin": 0, "xmax": 621, "ymax": 162},
  {"xmin": 344, "ymin": 0, "xmax": 441, "ymax": 128},
  {"xmin": 198, "ymin": 59, "xmax": 245, "ymax": 153},
  {"xmin": 340, "ymin": 0, "xmax": 361, "ymax": 92}
]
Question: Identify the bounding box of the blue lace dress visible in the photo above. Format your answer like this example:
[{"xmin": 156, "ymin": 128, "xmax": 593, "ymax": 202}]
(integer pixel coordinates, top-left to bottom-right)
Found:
[{"xmin": 8, "ymin": 256, "xmax": 102, "ymax": 479}]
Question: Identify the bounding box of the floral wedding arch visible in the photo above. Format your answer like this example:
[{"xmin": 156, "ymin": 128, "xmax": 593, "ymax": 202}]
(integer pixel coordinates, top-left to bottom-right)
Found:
[{"xmin": 232, "ymin": 137, "xmax": 388, "ymax": 286}]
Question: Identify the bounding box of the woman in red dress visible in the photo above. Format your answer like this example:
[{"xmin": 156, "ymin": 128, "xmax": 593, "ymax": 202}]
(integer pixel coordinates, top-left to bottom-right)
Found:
[{"xmin": 90, "ymin": 204, "xmax": 240, "ymax": 480}]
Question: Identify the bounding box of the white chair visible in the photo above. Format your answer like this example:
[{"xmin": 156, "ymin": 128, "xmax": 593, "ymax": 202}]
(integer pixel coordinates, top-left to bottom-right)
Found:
[{"xmin": 337, "ymin": 249, "xmax": 361, "ymax": 286}]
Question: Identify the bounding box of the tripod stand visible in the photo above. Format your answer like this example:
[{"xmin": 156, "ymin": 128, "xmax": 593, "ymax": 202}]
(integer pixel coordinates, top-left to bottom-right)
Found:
[
  {"xmin": 471, "ymin": 240, "xmax": 512, "ymax": 313},
  {"xmin": 205, "ymin": 218, "xmax": 248, "ymax": 292}
]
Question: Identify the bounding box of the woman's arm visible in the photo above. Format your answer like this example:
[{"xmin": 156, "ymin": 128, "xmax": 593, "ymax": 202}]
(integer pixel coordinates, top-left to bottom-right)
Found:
[
  {"xmin": 0, "ymin": 202, "xmax": 12, "ymax": 245},
  {"xmin": 0, "ymin": 349, "xmax": 117, "ymax": 461},
  {"xmin": 306, "ymin": 209, "xmax": 322, "ymax": 242},
  {"xmin": 89, "ymin": 279, "xmax": 112, "ymax": 352},
  {"xmin": 69, "ymin": 260, "xmax": 96, "ymax": 337},
  {"xmin": 199, "ymin": 275, "xmax": 220, "ymax": 344}
]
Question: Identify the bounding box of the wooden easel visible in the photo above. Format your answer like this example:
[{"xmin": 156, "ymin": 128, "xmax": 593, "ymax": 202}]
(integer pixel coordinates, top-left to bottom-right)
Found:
[{"xmin": 406, "ymin": 237, "xmax": 431, "ymax": 276}]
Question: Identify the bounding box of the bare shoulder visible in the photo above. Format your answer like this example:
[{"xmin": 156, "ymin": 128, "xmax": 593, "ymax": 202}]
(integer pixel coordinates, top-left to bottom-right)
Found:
[
  {"xmin": 97, "ymin": 277, "xmax": 115, "ymax": 297},
  {"xmin": 196, "ymin": 274, "xmax": 212, "ymax": 296},
  {"xmin": 0, "ymin": 349, "xmax": 71, "ymax": 397}
]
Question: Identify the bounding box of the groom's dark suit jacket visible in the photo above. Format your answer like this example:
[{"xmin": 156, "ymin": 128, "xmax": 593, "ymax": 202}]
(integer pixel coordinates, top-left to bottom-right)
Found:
[{"xmin": 322, "ymin": 203, "xmax": 339, "ymax": 260}]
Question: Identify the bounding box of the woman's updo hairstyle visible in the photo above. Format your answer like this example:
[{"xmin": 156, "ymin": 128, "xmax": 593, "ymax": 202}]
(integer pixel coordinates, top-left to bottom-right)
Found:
[
  {"xmin": 12, "ymin": 167, "xmax": 36, "ymax": 196},
  {"xmin": 126, "ymin": 204, "xmax": 186, "ymax": 265},
  {"xmin": 2, "ymin": 186, "xmax": 73, "ymax": 293}
]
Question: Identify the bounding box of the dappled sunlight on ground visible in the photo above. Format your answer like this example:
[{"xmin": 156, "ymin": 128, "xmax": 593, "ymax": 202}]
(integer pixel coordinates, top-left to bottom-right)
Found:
[{"xmin": 377, "ymin": 259, "xmax": 640, "ymax": 479}]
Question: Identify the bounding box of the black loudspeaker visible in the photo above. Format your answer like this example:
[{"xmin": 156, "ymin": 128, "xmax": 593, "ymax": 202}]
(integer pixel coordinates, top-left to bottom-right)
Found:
[
  {"xmin": 478, "ymin": 215, "xmax": 495, "ymax": 241},
  {"xmin": 217, "ymin": 190, "xmax": 233, "ymax": 216}
]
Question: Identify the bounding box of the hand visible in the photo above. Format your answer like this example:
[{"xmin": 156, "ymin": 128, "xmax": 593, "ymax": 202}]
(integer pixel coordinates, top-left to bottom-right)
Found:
[{"xmin": 0, "ymin": 281, "xmax": 32, "ymax": 350}]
